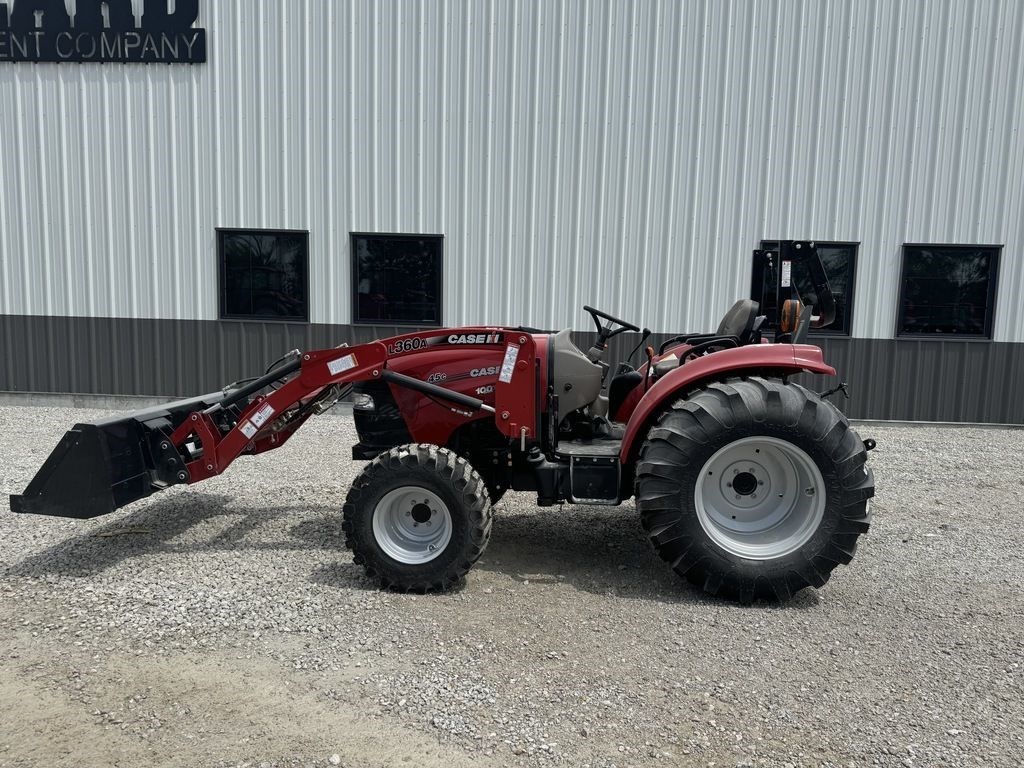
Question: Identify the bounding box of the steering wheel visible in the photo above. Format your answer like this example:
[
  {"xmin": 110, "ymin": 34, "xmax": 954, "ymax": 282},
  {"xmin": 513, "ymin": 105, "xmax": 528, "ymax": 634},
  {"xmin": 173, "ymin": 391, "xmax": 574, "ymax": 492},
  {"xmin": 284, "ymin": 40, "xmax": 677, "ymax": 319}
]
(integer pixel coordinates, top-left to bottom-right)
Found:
[
  {"xmin": 583, "ymin": 305, "xmax": 641, "ymax": 340},
  {"xmin": 580, "ymin": 305, "xmax": 641, "ymax": 367}
]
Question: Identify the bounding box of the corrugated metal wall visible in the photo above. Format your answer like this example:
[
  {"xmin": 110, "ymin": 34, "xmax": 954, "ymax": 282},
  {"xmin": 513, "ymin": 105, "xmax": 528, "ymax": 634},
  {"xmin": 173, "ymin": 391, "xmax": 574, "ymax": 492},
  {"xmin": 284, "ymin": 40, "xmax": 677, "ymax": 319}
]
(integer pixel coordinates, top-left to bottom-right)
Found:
[
  {"xmin": 5, "ymin": 313, "xmax": 1024, "ymax": 423},
  {"xmin": 1, "ymin": 0, "xmax": 1022, "ymax": 341}
]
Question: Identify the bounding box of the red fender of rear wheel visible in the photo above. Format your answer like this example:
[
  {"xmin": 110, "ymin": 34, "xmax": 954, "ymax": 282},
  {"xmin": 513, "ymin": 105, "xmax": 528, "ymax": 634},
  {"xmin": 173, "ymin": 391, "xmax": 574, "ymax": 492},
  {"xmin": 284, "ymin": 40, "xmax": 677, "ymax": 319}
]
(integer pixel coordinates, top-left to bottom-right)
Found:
[{"xmin": 618, "ymin": 344, "xmax": 837, "ymax": 463}]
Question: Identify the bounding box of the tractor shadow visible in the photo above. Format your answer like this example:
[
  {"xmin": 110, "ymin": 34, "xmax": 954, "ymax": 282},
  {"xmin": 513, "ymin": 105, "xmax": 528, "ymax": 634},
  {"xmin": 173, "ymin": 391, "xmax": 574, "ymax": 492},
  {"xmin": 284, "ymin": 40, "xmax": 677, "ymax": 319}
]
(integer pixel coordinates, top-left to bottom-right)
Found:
[
  {"xmin": 481, "ymin": 504, "xmax": 680, "ymax": 591},
  {"xmin": 470, "ymin": 502, "xmax": 725, "ymax": 606},
  {"xmin": 3, "ymin": 493, "xmax": 362, "ymax": 583},
  {"xmin": 478, "ymin": 497, "xmax": 820, "ymax": 609},
  {"xmin": 6, "ymin": 493, "xmax": 820, "ymax": 608},
  {"xmin": 298, "ymin": 498, "xmax": 820, "ymax": 608}
]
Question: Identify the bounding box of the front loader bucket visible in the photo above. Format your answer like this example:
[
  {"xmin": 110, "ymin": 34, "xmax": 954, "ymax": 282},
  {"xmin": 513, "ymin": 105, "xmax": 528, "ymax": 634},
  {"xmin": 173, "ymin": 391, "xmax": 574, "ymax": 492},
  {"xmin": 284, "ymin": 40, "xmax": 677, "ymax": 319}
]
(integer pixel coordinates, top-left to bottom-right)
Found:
[{"xmin": 10, "ymin": 392, "xmax": 226, "ymax": 519}]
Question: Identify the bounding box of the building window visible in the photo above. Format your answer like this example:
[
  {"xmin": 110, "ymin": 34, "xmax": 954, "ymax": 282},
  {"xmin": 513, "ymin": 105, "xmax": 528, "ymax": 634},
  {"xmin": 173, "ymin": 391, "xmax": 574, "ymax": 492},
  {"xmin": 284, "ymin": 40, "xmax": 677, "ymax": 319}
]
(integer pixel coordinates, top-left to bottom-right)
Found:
[
  {"xmin": 752, "ymin": 241, "xmax": 858, "ymax": 335},
  {"xmin": 352, "ymin": 233, "xmax": 443, "ymax": 325},
  {"xmin": 898, "ymin": 244, "xmax": 1000, "ymax": 337},
  {"xmin": 218, "ymin": 229, "xmax": 309, "ymax": 321}
]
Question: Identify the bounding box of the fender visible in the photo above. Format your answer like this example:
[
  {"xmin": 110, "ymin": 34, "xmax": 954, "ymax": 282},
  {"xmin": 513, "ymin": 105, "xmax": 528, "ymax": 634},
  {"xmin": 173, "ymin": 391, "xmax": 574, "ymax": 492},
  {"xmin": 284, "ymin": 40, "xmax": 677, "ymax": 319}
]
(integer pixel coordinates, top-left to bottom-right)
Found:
[{"xmin": 618, "ymin": 344, "xmax": 837, "ymax": 463}]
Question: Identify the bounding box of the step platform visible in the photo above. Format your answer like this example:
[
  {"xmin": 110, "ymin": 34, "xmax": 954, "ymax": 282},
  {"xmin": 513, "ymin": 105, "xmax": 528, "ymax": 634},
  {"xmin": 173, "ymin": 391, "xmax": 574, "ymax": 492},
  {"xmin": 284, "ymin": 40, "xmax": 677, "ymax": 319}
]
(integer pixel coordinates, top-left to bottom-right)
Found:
[{"xmin": 555, "ymin": 437, "xmax": 623, "ymax": 505}]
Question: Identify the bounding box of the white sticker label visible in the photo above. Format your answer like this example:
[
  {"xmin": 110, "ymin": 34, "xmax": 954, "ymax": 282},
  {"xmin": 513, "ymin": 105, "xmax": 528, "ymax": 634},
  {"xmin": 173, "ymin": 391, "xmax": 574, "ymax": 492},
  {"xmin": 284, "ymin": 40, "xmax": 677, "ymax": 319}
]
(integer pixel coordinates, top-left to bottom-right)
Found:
[
  {"xmin": 240, "ymin": 421, "xmax": 257, "ymax": 439},
  {"xmin": 781, "ymin": 260, "xmax": 792, "ymax": 288},
  {"xmin": 498, "ymin": 343, "xmax": 520, "ymax": 384},
  {"xmin": 327, "ymin": 353, "xmax": 357, "ymax": 376},
  {"xmin": 251, "ymin": 402, "xmax": 275, "ymax": 428}
]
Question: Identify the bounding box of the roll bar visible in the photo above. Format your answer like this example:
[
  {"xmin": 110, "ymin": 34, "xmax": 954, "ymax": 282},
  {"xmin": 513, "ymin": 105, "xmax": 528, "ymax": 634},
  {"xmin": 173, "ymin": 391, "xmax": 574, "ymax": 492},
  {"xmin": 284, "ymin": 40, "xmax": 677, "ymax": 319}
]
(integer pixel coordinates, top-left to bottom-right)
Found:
[{"xmin": 756, "ymin": 241, "xmax": 837, "ymax": 333}]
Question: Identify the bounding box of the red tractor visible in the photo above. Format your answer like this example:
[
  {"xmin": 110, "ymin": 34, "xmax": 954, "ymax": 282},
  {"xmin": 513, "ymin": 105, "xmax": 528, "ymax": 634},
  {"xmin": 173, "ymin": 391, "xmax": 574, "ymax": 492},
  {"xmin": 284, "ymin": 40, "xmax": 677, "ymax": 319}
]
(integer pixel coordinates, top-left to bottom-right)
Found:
[{"xmin": 12, "ymin": 242, "xmax": 874, "ymax": 603}]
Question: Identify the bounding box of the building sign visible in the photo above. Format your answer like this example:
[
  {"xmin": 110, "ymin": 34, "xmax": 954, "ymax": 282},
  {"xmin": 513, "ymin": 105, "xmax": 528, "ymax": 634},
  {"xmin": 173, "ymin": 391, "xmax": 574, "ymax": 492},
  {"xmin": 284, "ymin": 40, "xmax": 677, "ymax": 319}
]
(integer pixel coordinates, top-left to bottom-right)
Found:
[{"xmin": 0, "ymin": 0, "xmax": 206, "ymax": 64}]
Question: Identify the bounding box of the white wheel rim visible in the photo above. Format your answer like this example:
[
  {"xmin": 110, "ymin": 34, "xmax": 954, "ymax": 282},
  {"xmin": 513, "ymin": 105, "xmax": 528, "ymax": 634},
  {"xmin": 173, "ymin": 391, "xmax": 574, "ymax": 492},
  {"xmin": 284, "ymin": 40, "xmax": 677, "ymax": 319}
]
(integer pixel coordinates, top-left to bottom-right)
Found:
[
  {"xmin": 372, "ymin": 486, "xmax": 453, "ymax": 564},
  {"xmin": 694, "ymin": 436, "xmax": 826, "ymax": 560}
]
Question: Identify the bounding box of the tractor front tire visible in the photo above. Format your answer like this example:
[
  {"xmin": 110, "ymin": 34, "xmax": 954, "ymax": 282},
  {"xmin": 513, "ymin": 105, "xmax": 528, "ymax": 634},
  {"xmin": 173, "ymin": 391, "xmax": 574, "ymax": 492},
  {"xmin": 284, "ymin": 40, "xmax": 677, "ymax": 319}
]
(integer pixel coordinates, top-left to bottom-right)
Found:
[
  {"xmin": 478, "ymin": 473, "xmax": 507, "ymax": 506},
  {"xmin": 636, "ymin": 377, "xmax": 873, "ymax": 603},
  {"xmin": 342, "ymin": 444, "xmax": 492, "ymax": 591}
]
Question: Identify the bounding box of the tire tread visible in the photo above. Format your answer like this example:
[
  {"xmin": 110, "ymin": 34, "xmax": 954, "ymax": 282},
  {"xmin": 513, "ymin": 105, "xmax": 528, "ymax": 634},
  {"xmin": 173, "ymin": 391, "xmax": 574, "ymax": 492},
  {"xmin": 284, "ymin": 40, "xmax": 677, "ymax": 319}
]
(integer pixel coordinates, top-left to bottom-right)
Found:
[
  {"xmin": 636, "ymin": 376, "xmax": 874, "ymax": 603},
  {"xmin": 342, "ymin": 444, "xmax": 492, "ymax": 592}
]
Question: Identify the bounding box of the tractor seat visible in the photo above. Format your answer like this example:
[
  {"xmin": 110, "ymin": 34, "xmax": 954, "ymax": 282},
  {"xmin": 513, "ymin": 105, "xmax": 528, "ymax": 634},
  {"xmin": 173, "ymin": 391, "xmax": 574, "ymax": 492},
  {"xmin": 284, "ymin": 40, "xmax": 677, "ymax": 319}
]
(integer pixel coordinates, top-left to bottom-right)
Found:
[
  {"xmin": 716, "ymin": 299, "xmax": 760, "ymax": 343},
  {"xmin": 649, "ymin": 299, "xmax": 764, "ymax": 381}
]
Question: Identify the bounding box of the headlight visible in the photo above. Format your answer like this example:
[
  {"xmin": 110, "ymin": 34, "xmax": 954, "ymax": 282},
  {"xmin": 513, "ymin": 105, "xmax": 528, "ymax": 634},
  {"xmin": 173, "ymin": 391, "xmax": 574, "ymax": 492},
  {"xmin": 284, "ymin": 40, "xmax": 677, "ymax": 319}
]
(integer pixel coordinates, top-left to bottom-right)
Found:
[{"xmin": 352, "ymin": 392, "xmax": 376, "ymax": 411}]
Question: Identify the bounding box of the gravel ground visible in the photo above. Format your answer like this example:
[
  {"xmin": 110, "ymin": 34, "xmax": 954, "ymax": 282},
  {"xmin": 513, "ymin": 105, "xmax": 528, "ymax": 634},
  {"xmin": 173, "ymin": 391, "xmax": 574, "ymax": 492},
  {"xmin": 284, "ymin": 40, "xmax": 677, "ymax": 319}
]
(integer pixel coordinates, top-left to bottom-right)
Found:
[{"xmin": 1, "ymin": 405, "xmax": 1023, "ymax": 767}]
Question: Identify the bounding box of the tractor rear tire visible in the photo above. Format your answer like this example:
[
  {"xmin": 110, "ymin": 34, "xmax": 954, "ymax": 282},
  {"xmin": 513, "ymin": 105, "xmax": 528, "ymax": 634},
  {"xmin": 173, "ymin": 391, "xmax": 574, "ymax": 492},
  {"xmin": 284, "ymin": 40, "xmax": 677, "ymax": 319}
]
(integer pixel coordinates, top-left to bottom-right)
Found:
[
  {"xmin": 635, "ymin": 377, "xmax": 873, "ymax": 603},
  {"xmin": 342, "ymin": 444, "xmax": 492, "ymax": 591}
]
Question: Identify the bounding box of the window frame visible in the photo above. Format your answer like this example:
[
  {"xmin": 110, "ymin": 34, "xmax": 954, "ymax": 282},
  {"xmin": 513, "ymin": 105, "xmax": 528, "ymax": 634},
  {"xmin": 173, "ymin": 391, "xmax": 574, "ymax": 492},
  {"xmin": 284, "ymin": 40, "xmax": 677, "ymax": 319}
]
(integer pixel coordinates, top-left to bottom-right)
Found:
[
  {"xmin": 896, "ymin": 243, "xmax": 1002, "ymax": 340},
  {"xmin": 756, "ymin": 240, "xmax": 860, "ymax": 337},
  {"xmin": 350, "ymin": 231, "xmax": 445, "ymax": 327},
  {"xmin": 217, "ymin": 227, "xmax": 311, "ymax": 323}
]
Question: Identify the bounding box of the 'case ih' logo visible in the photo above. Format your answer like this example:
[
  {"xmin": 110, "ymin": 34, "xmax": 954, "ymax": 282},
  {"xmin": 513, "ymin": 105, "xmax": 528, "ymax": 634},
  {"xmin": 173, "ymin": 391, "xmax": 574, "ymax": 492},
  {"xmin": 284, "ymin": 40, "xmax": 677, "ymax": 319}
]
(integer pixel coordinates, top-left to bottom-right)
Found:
[
  {"xmin": 0, "ymin": 0, "xmax": 207, "ymax": 64},
  {"xmin": 446, "ymin": 333, "xmax": 503, "ymax": 345}
]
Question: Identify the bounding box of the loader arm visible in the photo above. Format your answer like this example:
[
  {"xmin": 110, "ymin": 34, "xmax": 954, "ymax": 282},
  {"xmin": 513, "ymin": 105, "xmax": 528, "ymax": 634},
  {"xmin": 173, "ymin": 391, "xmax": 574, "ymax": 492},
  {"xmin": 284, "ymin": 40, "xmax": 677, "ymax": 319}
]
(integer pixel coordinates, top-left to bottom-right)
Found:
[
  {"xmin": 173, "ymin": 342, "xmax": 390, "ymax": 483},
  {"xmin": 9, "ymin": 342, "xmax": 389, "ymax": 518},
  {"xmin": 10, "ymin": 332, "xmax": 538, "ymax": 519}
]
